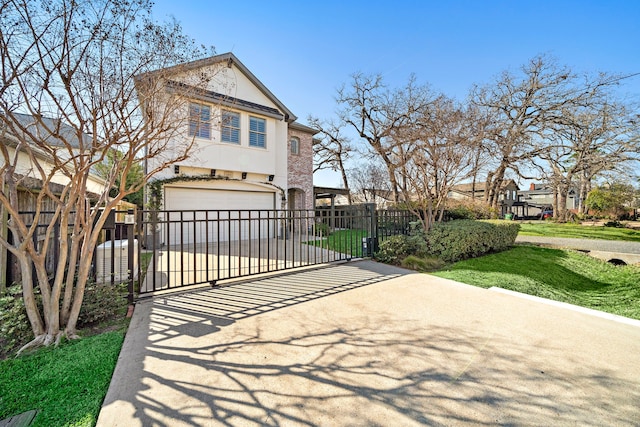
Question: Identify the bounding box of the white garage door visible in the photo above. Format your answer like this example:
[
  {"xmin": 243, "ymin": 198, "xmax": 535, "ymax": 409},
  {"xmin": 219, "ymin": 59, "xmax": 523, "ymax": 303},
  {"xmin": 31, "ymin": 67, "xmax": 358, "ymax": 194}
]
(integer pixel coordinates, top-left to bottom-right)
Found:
[
  {"xmin": 164, "ymin": 187, "xmax": 275, "ymax": 211},
  {"xmin": 163, "ymin": 188, "xmax": 277, "ymax": 244}
]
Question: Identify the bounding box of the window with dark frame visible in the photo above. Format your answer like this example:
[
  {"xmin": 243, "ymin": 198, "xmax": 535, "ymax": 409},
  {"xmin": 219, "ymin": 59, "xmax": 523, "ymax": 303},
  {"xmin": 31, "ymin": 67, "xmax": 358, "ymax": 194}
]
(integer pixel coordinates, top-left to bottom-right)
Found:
[{"xmin": 188, "ymin": 102, "xmax": 211, "ymax": 139}]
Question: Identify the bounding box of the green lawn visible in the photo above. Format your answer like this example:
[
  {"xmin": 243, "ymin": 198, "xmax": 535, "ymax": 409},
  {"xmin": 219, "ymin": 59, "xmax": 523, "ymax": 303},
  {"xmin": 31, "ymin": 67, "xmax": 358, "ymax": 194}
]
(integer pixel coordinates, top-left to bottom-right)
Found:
[
  {"xmin": 0, "ymin": 331, "xmax": 125, "ymax": 427},
  {"xmin": 433, "ymin": 245, "xmax": 640, "ymax": 320},
  {"xmin": 309, "ymin": 229, "xmax": 367, "ymax": 257},
  {"xmin": 518, "ymin": 221, "xmax": 640, "ymax": 242}
]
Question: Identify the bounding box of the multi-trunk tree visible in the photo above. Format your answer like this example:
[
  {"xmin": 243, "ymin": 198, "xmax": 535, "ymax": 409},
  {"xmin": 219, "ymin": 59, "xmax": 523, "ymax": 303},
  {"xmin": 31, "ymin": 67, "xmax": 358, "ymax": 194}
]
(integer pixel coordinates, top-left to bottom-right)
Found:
[
  {"xmin": 335, "ymin": 73, "xmax": 437, "ymax": 204},
  {"xmin": 392, "ymin": 97, "xmax": 485, "ymax": 230},
  {"xmin": 0, "ymin": 0, "xmax": 216, "ymax": 352},
  {"xmin": 472, "ymin": 55, "xmax": 639, "ymax": 218}
]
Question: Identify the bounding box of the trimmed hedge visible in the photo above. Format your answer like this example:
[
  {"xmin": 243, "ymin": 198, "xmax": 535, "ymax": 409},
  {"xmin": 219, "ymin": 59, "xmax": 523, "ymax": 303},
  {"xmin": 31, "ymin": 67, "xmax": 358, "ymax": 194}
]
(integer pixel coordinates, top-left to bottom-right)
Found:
[
  {"xmin": 424, "ymin": 220, "xmax": 520, "ymax": 262},
  {"xmin": 375, "ymin": 235, "xmax": 420, "ymax": 265},
  {"xmin": 375, "ymin": 219, "xmax": 520, "ymax": 265}
]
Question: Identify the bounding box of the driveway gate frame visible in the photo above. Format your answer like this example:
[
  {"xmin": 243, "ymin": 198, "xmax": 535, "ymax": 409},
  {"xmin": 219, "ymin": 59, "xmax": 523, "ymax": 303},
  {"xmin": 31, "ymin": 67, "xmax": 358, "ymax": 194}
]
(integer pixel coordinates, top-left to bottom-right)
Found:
[{"xmin": 126, "ymin": 205, "xmax": 414, "ymax": 300}]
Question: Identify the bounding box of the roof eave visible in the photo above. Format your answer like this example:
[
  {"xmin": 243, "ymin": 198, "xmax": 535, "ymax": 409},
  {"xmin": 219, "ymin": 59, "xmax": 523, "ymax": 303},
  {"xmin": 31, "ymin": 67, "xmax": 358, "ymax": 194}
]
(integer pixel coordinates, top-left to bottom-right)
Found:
[{"xmin": 136, "ymin": 52, "xmax": 297, "ymax": 123}]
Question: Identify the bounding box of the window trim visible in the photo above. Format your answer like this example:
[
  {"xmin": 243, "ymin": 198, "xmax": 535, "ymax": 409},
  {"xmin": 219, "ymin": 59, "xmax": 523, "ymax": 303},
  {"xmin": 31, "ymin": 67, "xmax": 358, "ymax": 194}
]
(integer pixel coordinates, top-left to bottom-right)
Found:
[
  {"xmin": 290, "ymin": 137, "xmax": 300, "ymax": 155},
  {"xmin": 221, "ymin": 109, "xmax": 241, "ymax": 144},
  {"xmin": 249, "ymin": 115, "xmax": 267, "ymax": 149},
  {"xmin": 188, "ymin": 102, "xmax": 211, "ymax": 139}
]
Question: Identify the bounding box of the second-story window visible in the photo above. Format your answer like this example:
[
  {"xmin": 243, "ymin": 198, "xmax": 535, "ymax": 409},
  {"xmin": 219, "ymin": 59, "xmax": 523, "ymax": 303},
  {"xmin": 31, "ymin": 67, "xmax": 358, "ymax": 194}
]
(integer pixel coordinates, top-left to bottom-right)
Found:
[
  {"xmin": 221, "ymin": 110, "xmax": 240, "ymax": 144},
  {"xmin": 249, "ymin": 116, "xmax": 266, "ymax": 148},
  {"xmin": 290, "ymin": 137, "xmax": 300, "ymax": 155},
  {"xmin": 189, "ymin": 103, "xmax": 211, "ymax": 139}
]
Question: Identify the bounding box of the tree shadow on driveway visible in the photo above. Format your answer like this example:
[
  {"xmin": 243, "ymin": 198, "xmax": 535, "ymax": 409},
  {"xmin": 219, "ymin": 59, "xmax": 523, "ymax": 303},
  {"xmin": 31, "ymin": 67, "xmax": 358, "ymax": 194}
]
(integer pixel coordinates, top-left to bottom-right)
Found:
[{"xmin": 99, "ymin": 261, "xmax": 640, "ymax": 426}]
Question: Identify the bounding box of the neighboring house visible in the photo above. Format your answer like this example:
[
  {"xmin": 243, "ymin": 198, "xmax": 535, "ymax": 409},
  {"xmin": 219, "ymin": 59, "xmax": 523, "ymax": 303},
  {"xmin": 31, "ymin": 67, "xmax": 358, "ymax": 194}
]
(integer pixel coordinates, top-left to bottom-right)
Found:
[
  {"xmin": 448, "ymin": 180, "xmax": 520, "ymax": 216},
  {"xmin": 2, "ymin": 113, "xmax": 107, "ymax": 200},
  {"xmin": 1, "ymin": 113, "xmax": 107, "ymax": 287},
  {"xmin": 517, "ymin": 183, "xmax": 580, "ymax": 216},
  {"xmin": 140, "ymin": 53, "xmax": 316, "ymax": 217}
]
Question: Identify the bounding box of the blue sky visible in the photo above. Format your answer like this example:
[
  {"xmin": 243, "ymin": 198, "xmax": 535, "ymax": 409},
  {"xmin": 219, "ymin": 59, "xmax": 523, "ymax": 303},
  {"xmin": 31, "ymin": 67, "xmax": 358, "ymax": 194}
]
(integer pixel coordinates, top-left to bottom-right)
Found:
[{"xmin": 152, "ymin": 0, "xmax": 640, "ymax": 187}]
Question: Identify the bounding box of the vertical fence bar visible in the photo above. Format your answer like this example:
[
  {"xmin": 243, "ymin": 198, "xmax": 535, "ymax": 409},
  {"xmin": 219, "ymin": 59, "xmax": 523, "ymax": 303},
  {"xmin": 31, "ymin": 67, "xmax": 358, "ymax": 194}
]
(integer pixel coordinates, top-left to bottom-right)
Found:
[
  {"xmin": 205, "ymin": 211, "xmax": 210, "ymax": 283},
  {"xmin": 127, "ymin": 210, "xmax": 134, "ymax": 305},
  {"xmin": 248, "ymin": 210, "xmax": 252, "ymax": 275},
  {"xmin": 193, "ymin": 211, "xmax": 197, "ymax": 283}
]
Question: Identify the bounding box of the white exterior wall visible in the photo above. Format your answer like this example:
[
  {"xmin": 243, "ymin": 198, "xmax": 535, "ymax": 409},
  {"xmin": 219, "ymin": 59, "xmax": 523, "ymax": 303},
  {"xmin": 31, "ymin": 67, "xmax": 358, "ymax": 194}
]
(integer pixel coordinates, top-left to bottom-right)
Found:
[
  {"xmin": 9, "ymin": 145, "xmax": 107, "ymax": 195},
  {"xmin": 150, "ymin": 64, "xmax": 288, "ymax": 193}
]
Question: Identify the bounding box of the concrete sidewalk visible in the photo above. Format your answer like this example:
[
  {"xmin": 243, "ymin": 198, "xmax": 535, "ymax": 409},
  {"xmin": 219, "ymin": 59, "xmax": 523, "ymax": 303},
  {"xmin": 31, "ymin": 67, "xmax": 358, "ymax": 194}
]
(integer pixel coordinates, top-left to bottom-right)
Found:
[
  {"xmin": 516, "ymin": 235, "xmax": 640, "ymax": 253},
  {"xmin": 97, "ymin": 260, "xmax": 640, "ymax": 426}
]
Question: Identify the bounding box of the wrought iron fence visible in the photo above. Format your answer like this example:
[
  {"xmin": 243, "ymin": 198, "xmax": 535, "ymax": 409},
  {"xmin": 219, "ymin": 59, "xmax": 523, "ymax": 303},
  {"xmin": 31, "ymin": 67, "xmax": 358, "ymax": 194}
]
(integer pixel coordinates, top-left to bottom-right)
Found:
[
  {"xmin": 7, "ymin": 206, "xmax": 417, "ymax": 301},
  {"xmin": 137, "ymin": 208, "xmax": 374, "ymax": 294}
]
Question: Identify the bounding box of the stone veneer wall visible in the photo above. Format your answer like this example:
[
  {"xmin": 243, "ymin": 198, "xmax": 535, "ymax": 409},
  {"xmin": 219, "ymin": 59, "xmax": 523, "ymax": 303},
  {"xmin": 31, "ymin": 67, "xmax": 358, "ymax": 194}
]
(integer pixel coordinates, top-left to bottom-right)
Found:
[{"xmin": 287, "ymin": 127, "xmax": 314, "ymax": 210}]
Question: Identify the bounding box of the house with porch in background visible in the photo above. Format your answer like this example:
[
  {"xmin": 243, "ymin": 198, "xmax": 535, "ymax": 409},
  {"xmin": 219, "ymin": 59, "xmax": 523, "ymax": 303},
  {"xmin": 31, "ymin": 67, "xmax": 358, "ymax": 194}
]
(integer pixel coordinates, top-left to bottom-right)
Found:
[
  {"xmin": 517, "ymin": 183, "xmax": 580, "ymax": 217},
  {"xmin": 448, "ymin": 180, "xmax": 520, "ymax": 217}
]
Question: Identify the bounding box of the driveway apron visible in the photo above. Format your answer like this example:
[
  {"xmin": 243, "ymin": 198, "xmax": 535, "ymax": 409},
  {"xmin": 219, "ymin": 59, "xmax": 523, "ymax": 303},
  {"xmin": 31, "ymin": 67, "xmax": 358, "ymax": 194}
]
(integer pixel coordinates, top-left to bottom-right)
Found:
[{"xmin": 97, "ymin": 260, "xmax": 640, "ymax": 426}]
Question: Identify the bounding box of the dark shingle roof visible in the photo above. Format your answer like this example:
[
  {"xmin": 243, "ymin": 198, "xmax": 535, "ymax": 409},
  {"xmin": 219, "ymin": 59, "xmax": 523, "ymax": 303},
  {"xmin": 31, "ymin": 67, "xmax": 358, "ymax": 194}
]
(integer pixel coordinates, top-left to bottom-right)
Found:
[{"xmin": 11, "ymin": 112, "xmax": 92, "ymax": 148}]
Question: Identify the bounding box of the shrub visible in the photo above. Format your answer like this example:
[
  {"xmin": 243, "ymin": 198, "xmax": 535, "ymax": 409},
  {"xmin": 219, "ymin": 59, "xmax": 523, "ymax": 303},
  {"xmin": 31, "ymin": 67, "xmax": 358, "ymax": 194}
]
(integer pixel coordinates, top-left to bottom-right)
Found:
[
  {"xmin": 78, "ymin": 282, "xmax": 128, "ymax": 327},
  {"xmin": 0, "ymin": 281, "xmax": 127, "ymax": 357},
  {"xmin": 0, "ymin": 285, "xmax": 38, "ymax": 357},
  {"xmin": 401, "ymin": 255, "xmax": 445, "ymax": 272},
  {"xmin": 424, "ymin": 220, "xmax": 520, "ymax": 263},
  {"xmin": 375, "ymin": 235, "xmax": 417, "ymax": 265},
  {"xmin": 444, "ymin": 200, "xmax": 494, "ymax": 220},
  {"xmin": 313, "ymin": 221, "xmax": 330, "ymax": 236}
]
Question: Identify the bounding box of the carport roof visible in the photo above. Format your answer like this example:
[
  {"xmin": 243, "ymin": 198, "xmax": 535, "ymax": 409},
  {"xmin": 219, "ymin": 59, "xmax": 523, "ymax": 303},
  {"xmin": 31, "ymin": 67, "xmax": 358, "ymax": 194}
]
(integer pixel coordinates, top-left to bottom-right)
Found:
[{"xmin": 314, "ymin": 186, "xmax": 350, "ymax": 199}]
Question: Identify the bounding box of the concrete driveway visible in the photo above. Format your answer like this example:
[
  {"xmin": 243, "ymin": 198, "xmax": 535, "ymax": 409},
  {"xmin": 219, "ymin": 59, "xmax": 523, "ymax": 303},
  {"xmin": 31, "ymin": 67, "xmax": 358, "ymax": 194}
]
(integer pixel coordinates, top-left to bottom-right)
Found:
[{"xmin": 97, "ymin": 260, "xmax": 640, "ymax": 426}]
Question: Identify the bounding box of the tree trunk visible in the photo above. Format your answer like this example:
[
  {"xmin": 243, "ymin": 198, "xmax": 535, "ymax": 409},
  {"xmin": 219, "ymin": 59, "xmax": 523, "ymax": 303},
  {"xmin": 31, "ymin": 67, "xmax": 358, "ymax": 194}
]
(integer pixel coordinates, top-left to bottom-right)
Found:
[
  {"xmin": 557, "ymin": 188, "xmax": 568, "ymax": 221},
  {"xmin": 487, "ymin": 166, "xmax": 506, "ymax": 213},
  {"xmin": 18, "ymin": 253, "xmax": 44, "ymax": 337},
  {"xmin": 337, "ymin": 157, "xmax": 352, "ymax": 205}
]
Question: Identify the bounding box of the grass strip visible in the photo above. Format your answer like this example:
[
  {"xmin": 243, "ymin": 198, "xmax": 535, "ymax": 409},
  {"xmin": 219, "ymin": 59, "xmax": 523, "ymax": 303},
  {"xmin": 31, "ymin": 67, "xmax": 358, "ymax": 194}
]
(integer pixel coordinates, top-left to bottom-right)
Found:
[
  {"xmin": 308, "ymin": 229, "xmax": 367, "ymax": 257},
  {"xmin": 518, "ymin": 222, "xmax": 640, "ymax": 242},
  {"xmin": 0, "ymin": 331, "xmax": 125, "ymax": 427},
  {"xmin": 433, "ymin": 245, "xmax": 640, "ymax": 320}
]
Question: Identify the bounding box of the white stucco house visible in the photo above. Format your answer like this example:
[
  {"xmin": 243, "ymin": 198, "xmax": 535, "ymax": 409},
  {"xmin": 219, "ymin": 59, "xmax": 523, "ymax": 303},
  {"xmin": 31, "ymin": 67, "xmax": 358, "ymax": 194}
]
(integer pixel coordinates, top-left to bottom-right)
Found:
[
  {"xmin": 2, "ymin": 113, "xmax": 108, "ymax": 200},
  {"xmin": 138, "ymin": 53, "xmax": 316, "ymax": 215}
]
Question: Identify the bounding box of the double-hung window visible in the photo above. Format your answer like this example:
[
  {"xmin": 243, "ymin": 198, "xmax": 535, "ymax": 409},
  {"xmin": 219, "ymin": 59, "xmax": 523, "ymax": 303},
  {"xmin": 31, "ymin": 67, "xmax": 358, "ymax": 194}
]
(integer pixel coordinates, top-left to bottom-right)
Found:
[
  {"xmin": 221, "ymin": 110, "xmax": 240, "ymax": 144},
  {"xmin": 189, "ymin": 103, "xmax": 211, "ymax": 139},
  {"xmin": 249, "ymin": 116, "xmax": 266, "ymax": 148}
]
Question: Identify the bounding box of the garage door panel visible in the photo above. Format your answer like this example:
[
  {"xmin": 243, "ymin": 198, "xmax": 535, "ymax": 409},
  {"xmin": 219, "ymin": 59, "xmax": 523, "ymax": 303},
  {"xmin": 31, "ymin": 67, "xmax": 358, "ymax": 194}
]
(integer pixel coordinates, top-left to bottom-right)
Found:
[{"xmin": 163, "ymin": 188, "xmax": 276, "ymax": 245}]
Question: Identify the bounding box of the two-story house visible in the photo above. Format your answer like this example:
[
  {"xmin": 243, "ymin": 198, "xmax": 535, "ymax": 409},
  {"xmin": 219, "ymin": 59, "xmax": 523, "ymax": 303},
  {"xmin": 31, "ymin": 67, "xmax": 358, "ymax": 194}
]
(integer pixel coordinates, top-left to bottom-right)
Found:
[
  {"xmin": 517, "ymin": 183, "xmax": 580, "ymax": 216},
  {"xmin": 448, "ymin": 180, "xmax": 520, "ymax": 216},
  {"xmin": 139, "ymin": 53, "xmax": 316, "ymax": 219}
]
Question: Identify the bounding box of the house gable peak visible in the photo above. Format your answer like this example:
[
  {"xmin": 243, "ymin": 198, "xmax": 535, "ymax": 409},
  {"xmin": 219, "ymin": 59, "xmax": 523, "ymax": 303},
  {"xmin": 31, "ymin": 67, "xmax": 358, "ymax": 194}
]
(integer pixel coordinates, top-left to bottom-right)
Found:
[{"xmin": 138, "ymin": 52, "xmax": 297, "ymax": 123}]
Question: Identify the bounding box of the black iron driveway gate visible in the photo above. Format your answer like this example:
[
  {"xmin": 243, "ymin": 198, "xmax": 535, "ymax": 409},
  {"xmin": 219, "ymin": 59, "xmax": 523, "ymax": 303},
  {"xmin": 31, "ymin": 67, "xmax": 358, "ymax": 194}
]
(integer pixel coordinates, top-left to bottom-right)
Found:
[{"xmin": 135, "ymin": 206, "xmax": 382, "ymax": 296}]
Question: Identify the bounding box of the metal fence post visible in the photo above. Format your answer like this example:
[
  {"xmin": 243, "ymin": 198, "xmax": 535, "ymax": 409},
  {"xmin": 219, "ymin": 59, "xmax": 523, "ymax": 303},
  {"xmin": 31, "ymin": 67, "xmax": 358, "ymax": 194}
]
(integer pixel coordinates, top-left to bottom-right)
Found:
[{"xmin": 126, "ymin": 209, "xmax": 135, "ymax": 305}]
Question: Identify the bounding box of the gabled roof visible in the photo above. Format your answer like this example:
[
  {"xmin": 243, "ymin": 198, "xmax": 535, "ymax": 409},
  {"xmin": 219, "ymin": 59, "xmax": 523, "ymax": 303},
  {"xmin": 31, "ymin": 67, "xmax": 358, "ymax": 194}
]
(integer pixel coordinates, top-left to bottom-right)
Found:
[
  {"xmin": 137, "ymin": 52, "xmax": 297, "ymax": 123},
  {"xmin": 289, "ymin": 121, "xmax": 319, "ymax": 135},
  {"xmin": 2, "ymin": 113, "xmax": 105, "ymax": 185},
  {"xmin": 451, "ymin": 179, "xmax": 519, "ymax": 194},
  {"xmin": 10, "ymin": 112, "xmax": 92, "ymax": 149}
]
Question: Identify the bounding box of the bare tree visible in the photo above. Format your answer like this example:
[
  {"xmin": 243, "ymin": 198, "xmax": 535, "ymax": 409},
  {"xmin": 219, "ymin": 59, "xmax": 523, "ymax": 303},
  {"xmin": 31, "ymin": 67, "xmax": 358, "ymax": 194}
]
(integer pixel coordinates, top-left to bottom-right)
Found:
[
  {"xmin": 394, "ymin": 96, "xmax": 480, "ymax": 230},
  {"xmin": 0, "ymin": 0, "xmax": 215, "ymax": 352},
  {"xmin": 471, "ymin": 56, "xmax": 585, "ymax": 211},
  {"xmin": 347, "ymin": 160, "xmax": 391, "ymax": 205},
  {"xmin": 540, "ymin": 97, "xmax": 640, "ymax": 219},
  {"xmin": 308, "ymin": 116, "xmax": 353, "ymax": 203},
  {"xmin": 473, "ymin": 55, "xmax": 639, "ymax": 215},
  {"xmin": 336, "ymin": 73, "xmax": 436, "ymax": 203}
]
